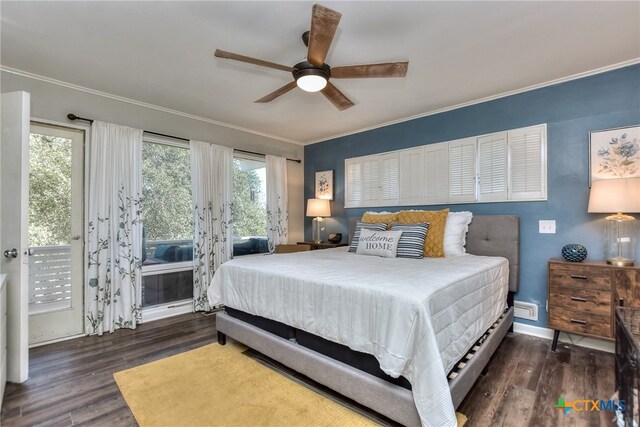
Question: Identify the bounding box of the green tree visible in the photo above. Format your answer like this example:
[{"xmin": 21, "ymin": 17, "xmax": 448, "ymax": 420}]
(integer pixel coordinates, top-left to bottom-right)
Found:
[
  {"xmin": 28, "ymin": 133, "xmax": 72, "ymax": 246},
  {"xmin": 232, "ymin": 161, "xmax": 267, "ymax": 237},
  {"xmin": 142, "ymin": 143, "xmax": 193, "ymax": 241}
]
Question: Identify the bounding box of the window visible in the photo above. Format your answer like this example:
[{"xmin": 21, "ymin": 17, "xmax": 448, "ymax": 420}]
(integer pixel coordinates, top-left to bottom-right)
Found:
[
  {"xmin": 344, "ymin": 124, "xmax": 547, "ymax": 208},
  {"xmin": 344, "ymin": 154, "xmax": 399, "ymax": 207},
  {"xmin": 232, "ymin": 156, "xmax": 269, "ymax": 256},
  {"xmin": 141, "ymin": 140, "xmax": 193, "ymax": 307},
  {"xmin": 142, "ymin": 141, "xmax": 193, "ymax": 265},
  {"xmin": 448, "ymin": 137, "xmax": 477, "ymax": 203}
]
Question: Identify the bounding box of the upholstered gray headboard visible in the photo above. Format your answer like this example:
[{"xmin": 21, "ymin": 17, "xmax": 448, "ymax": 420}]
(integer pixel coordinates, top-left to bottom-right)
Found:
[
  {"xmin": 348, "ymin": 215, "xmax": 519, "ymax": 292},
  {"xmin": 465, "ymin": 216, "xmax": 519, "ymax": 293}
]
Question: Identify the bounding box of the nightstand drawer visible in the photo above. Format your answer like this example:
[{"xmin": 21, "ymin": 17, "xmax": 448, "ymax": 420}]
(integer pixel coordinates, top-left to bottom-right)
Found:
[
  {"xmin": 548, "ymin": 287, "xmax": 611, "ymax": 316},
  {"xmin": 548, "ymin": 306, "xmax": 612, "ymax": 338},
  {"xmin": 549, "ymin": 263, "xmax": 611, "ymax": 290}
]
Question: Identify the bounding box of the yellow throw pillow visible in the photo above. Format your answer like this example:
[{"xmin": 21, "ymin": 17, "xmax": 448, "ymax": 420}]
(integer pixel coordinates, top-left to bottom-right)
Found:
[
  {"xmin": 361, "ymin": 212, "xmax": 399, "ymax": 225},
  {"xmin": 398, "ymin": 209, "xmax": 450, "ymax": 257}
]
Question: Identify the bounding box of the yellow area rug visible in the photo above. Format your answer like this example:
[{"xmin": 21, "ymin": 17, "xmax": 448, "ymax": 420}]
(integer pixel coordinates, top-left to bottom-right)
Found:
[{"xmin": 114, "ymin": 342, "xmax": 467, "ymax": 427}]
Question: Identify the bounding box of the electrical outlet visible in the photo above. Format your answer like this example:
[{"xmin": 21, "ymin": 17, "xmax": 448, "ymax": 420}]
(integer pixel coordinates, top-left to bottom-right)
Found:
[{"xmin": 539, "ymin": 220, "xmax": 556, "ymax": 234}]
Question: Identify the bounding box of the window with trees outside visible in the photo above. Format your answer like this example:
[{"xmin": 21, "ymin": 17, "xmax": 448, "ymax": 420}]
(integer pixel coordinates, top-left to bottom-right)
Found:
[
  {"xmin": 140, "ymin": 146, "xmax": 270, "ymax": 307},
  {"xmin": 232, "ymin": 157, "xmax": 269, "ymax": 256},
  {"xmin": 141, "ymin": 140, "xmax": 193, "ymax": 307}
]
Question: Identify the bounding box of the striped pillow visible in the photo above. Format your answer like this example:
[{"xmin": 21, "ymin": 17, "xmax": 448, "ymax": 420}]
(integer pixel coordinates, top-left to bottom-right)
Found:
[
  {"xmin": 389, "ymin": 223, "xmax": 430, "ymax": 259},
  {"xmin": 349, "ymin": 222, "xmax": 388, "ymax": 252}
]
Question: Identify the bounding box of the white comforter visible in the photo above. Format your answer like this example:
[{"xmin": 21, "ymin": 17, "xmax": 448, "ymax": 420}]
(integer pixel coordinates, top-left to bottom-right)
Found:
[{"xmin": 208, "ymin": 248, "xmax": 508, "ymax": 427}]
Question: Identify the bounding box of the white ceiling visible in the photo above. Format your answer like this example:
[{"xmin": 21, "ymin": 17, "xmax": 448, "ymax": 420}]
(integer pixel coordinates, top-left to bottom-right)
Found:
[{"xmin": 1, "ymin": 1, "xmax": 639, "ymax": 145}]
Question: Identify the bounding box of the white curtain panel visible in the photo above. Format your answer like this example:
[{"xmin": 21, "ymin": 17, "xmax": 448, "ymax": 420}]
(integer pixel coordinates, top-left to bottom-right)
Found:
[
  {"xmin": 86, "ymin": 121, "xmax": 143, "ymax": 335},
  {"xmin": 190, "ymin": 140, "xmax": 233, "ymax": 311},
  {"xmin": 266, "ymin": 155, "xmax": 289, "ymax": 252}
]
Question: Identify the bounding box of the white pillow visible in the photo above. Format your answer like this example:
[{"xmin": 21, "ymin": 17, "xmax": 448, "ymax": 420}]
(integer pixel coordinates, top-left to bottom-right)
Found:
[
  {"xmin": 444, "ymin": 211, "xmax": 473, "ymax": 256},
  {"xmin": 356, "ymin": 229, "xmax": 403, "ymax": 258}
]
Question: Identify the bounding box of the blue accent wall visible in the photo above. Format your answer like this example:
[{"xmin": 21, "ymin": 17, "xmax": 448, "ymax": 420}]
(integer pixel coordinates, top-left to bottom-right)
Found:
[{"xmin": 304, "ymin": 64, "xmax": 640, "ymax": 328}]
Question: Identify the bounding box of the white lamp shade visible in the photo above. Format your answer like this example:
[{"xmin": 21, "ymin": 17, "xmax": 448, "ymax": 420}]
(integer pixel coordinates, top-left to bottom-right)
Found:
[
  {"xmin": 588, "ymin": 178, "xmax": 640, "ymax": 213},
  {"xmin": 306, "ymin": 198, "xmax": 331, "ymax": 217}
]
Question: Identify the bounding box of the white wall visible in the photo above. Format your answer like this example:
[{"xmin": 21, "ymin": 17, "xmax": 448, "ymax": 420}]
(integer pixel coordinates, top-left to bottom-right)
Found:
[{"xmin": 0, "ymin": 70, "xmax": 305, "ymax": 243}]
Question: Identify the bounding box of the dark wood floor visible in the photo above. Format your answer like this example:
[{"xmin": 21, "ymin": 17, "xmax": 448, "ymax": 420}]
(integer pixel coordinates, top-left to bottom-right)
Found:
[{"xmin": 1, "ymin": 313, "xmax": 616, "ymax": 427}]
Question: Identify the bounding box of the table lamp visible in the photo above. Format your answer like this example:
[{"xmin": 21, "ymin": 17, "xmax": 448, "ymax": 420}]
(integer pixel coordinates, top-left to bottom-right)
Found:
[
  {"xmin": 306, "ymin": 198, "xmax": 331, "ymax": 243},
  {"xmin": 588, "ymin": 177, "xmax": 640, "ymax": 266}
]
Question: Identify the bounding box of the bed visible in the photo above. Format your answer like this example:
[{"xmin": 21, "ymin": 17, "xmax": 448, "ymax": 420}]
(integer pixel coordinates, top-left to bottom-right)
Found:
[{"xmin": 209, "ymin": 215, "xmax": 519, "ymax": 427}]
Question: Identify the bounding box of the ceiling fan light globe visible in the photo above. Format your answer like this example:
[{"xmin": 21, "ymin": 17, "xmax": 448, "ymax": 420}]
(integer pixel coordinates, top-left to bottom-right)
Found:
[{"xmin": 296, "ymin": 75, "xmax": 327, "ymax": 92}]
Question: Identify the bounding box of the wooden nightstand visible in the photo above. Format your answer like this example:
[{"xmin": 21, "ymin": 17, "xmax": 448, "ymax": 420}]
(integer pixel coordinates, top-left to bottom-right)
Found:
[
  {"xmin": 297, "ymin": 241, "xmax": 348, "ymax": 250},
  {"xmin": 548, "ymin": 258, "xmax": 640, "ymax": 351}
]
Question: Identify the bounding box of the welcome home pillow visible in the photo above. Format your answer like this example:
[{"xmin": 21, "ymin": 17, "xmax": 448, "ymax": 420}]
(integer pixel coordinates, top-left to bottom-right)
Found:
[
  {"xmin": 356, "ymin": 229, "xmax": 403, "ymax": 258},
  {"xmin": 349, "ymin": 222, "xmax": 388, "ymax": 252}
]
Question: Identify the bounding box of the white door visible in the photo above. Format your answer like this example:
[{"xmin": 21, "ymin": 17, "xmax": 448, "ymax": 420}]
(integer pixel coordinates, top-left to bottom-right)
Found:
[
  {"xmin": 28, "ymin": 123, "xmax": 84, "ymax": 344},
  {"xmin": 0, "ymin": 91, "xmax": 30, "ymax": 383}
]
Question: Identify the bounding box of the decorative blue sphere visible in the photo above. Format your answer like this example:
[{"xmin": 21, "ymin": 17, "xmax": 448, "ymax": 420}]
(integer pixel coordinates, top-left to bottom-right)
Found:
[{"xmin": 561, "ymin": 244, "xmax": 588, "ymax": 262}]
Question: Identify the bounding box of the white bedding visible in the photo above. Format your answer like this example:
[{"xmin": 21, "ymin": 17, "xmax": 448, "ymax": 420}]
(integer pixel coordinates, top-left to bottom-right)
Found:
[{"xmin": 208, "ymin": 247, "xmax": 508, "ymax": 427}]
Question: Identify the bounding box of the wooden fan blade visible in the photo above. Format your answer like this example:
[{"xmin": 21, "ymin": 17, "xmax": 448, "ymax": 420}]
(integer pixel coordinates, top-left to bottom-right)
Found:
[
  {"xmin": 307, "ymin": 4, "xmax": 341, "ymax": 67},
  {"xmin": 321, "ymin": 82, "xmax": 354, "ymax": 111},
  {"xmin": 331, "ymin": 62, "xmax": 409, "ymax": 79},
  {"xmin": 214, "ymin": 49, "xmax": 293, "ymax": 73},
  {"xmin": 255, "ymin": 81, "xmax": 298, "ymax": 103}
]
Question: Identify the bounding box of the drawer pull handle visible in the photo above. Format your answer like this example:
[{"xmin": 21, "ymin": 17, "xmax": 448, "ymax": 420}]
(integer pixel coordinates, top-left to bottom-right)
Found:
[
  {"xmin": 570, "ymin": 319, "xmax": 587, "ymax": 325},
  {"xmin": 570, "ymin": 275, "xmax": 588, "ymax": 280},
  {"xmin": 570, "ymin": 296, "xmax": 587, "ymax": 302}
]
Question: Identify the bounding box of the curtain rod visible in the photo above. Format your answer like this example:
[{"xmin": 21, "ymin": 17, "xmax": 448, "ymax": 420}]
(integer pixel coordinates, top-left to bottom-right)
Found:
[{"xmin": 66, "ymin": 113, "xmax": 302, "ymax": 163}]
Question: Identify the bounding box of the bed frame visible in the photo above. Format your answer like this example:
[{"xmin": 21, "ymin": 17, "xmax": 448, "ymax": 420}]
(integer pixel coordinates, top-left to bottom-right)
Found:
[{"xmin": 216, "ymin": 215, "xmax": 519, "ymax": 426}]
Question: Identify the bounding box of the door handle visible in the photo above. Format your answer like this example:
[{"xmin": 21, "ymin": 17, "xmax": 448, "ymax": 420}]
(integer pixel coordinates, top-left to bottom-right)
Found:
[
  {"xmin": 3, "ymin": 248, "xmax": 18, "ymax": 259},
  {"xmin": 71, "ymin": 235, "xmax": 81, "ymax": 241}
]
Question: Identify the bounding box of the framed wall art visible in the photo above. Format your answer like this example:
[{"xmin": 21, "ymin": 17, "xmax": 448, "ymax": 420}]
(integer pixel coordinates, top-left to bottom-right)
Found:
[
  {"xmin": 589, "ymin": 125, "xmax": 640, "ymax": 185},
  {"xmin": 315, "ymin": 170, "xmax": 333, "ymax": 200}
]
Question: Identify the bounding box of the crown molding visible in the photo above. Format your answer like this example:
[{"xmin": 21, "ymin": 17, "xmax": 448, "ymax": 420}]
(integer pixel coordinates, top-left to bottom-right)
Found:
[
  {"xmin": 0, "ymin": 65, "xmax": 304, "ymax": 146},
  {"xmin": 4, "ymin": 58, "xmax": 638, "ymax": 147},
  {"xmin": 304, "ymin": 58, "xmax": 640, "ymax": 145}
]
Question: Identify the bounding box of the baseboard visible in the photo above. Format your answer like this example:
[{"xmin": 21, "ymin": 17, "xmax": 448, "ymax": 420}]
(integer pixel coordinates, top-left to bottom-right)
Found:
[
  {"xmin": 29, "ymin": 333, "xmax": 85, "ymax": 348},
  {"xmin": 513, "ymin": 322, "xmax": 614, "ymax": 353},
  {"xmin": 141, "ymin": 300, "xmax": 193, "ymax": 323}
]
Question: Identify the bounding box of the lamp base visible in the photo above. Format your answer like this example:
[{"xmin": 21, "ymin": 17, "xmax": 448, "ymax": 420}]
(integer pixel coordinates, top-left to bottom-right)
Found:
[
  {"xmin": 607, "ymin": 257, "xmax": 635, "ymax": 267},
  {"xmin": 311, "ymin": 217, "xmax": 325, "ymax": 244},
  {"xmin": 602, "ymin": 214, "xmax": 637, "ymax": 268}
]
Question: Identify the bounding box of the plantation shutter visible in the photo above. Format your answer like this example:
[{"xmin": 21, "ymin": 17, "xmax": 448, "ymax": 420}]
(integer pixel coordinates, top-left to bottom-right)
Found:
[
  {"xmin": 399, "ymin": 148, "xmax": 424, "ymax": 204},
  {"xmin": 448, "ymin": 138, "xmax": 476, "ymax": 203},
  {"xmin": 509, "ymin": 125, "xmax": 546, "ymax": 200},
  {"xmin": 362, "ymin": 156, "xmax": 380, "ymax": 203},
  {"xmin": 343, "ymin": 123, "xmax": 546, "ymax": 208},
  {"xmin": 344, "ymin": 159, "xmax": 362, "ymax": 208},
  {"xmin": 380, "ymin": 153, "xmax": 399, "ymax": 203},
  {"xmin": 477, "ymin": 132, "xmax": 508, "ymax": 201},
  {"xmin": 424, "ymin": 142, "xmax": 449, "ymax": 204}
]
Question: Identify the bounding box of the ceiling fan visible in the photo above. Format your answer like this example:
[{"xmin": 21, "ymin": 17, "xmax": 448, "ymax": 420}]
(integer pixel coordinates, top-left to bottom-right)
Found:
[{"xmin": 214, "ymin": 4, "xmax": 409, "ymax": 111}]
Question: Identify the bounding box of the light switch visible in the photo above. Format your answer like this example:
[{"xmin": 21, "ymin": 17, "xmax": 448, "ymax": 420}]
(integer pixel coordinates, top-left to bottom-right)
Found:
[{"xmin": 539, "ymin": 220, "xmax": 556, "ymax": 234}]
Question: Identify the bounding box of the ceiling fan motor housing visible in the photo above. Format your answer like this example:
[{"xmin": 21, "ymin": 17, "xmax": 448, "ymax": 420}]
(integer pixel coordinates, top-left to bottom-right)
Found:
[{"xmin": 292, "ymin": 61, "xmax": 331, "ymax": 82}]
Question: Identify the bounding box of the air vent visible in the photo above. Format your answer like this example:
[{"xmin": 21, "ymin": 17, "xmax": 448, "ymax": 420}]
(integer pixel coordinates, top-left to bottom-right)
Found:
[{"xmin": 514, "ymin": 301, "xmax": 538, "ymax": 321}]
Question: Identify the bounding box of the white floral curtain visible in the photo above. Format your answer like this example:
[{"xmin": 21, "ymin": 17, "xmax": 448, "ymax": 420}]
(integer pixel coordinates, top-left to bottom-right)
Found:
[
  {"xmin": 86, "ymin": 121, "xmax": 143, "ymax": 335},
  {"xmin": 266, "ymin": 155, "xmax": 288, "ymax": 252},
  {"xmin": 190, "ymin": 141, "xmax": 233, "ymax": 311}
]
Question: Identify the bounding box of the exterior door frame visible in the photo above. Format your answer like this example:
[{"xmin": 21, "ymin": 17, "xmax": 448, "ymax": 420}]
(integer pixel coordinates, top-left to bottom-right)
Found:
[{"xmin": 28, "ymin": 121, "xmax": 87, "ymax": 345}]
